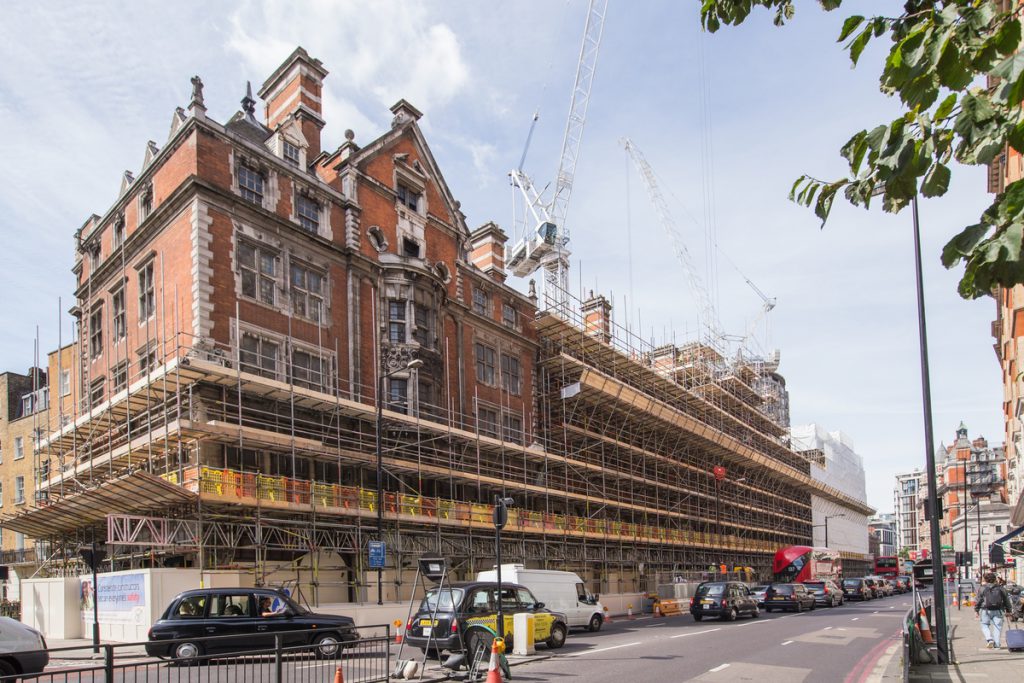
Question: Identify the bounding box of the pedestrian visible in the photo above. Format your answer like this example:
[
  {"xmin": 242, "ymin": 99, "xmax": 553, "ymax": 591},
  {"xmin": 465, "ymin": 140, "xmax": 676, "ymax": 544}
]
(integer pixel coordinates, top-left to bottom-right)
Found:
[{"xmin": 975, "ymin": 572, "xmax": 1013, "ymax": 649}]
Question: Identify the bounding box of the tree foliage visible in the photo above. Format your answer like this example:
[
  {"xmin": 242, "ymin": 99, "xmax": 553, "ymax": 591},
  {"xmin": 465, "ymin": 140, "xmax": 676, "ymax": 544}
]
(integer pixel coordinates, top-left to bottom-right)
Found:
[{"xmin": 701, "ymin": 0, "xmax": 1024, "ymax": 299}]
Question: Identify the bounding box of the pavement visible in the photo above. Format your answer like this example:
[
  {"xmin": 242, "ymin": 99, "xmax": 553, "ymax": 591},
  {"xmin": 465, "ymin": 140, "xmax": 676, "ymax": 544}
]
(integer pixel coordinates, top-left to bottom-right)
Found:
[
  {"xmin": 909, "ymin": 603, "xmax": 1024, "ymax": 681},
  {"xmin": 44, "ymin": 638, "xmax": 149, "ymax": 660}
]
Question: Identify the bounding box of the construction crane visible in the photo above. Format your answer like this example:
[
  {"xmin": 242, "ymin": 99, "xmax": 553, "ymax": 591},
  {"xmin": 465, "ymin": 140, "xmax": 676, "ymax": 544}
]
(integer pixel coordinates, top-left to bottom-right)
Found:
[
  {"xmin": 506, "ymin": 0, "xmax": 608, "ymax": 312},
  {"xmin": 734, "ymin": 275, "xmax": 776, "ymax": 357},
  {"xmin": 620, "ymin": 136, "xmax": 724, "ymax": 346}
]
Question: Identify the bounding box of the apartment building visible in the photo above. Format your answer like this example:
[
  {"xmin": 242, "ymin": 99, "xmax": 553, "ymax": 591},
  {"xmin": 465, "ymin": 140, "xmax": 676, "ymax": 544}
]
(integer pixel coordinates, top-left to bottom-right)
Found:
[{"xmin": 894, "ymin": 469, "xmax": 923, "ymax": 555}]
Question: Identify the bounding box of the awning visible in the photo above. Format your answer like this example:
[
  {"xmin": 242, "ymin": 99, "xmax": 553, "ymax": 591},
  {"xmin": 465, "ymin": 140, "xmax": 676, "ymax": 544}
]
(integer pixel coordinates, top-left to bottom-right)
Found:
[{"xmin": 0, "ymin": 470, "xmax": 196, "ymax": 539}]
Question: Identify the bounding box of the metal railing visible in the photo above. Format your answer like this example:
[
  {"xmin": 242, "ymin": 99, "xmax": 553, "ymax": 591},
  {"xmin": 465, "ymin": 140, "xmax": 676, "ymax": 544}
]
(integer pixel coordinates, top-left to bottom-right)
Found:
[{"xmin": 2, "ymin": 626, "xmax": 390, "ymax": 683}]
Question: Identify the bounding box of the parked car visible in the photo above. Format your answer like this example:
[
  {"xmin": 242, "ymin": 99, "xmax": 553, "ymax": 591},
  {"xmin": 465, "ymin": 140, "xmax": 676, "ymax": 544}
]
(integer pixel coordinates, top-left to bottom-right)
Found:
[
  {"xmin": 870, "ymin": 576, "xmax": 893, "ymax": 597},
  {"xmin": 404, "ymin": 581, "xmax": 568, "ymax": 658},
  {"xmin": 764, "ymin": 583, "xmax": 816, "ymax": 612},
  {"xmin": 0, "ymin": 616, "xmax": 48, "ymax": 679},
  {"xmin": 688, "ymin": 582, "xmax": 759, "ymax": 622},
  {"xmin": 842, "ymin": 578, "xmax": 871, "ymax": 601},
  {"xmin": 803, "ymin": 580, "xmax": 843, "ymax": 607},
  {"xmin": 146, "ymin": 588, "xmax": 359, "ymax": 661},
  {"xmin": 749, "ymin": 585, "xmax": 770, "ymax": 607},
  {"xmin": 895, "ymin": 576, "xmax": 913, "ymax": 593},
  {"xmin": 861, "ymin": 577, "xmax": 881, "ymax": 598},
  {"xmin": 884, "ymin": 579, "xmax": 900, "ymax": 595},
  {"xmin": 476, "ymin": 565, "xmax": 604, "ymax": 632}
]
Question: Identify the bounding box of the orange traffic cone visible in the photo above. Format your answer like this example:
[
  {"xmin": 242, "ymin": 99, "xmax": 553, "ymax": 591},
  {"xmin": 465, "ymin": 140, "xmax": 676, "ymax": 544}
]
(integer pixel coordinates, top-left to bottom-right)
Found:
[
  {"xmin": 334, "ymin": 664, "xmax": 345, "ymax": 683},
  {"xmin": 486, "ymin": 638, "xmax": 504, "ymax": 683},
  {"xmin": 951, "ymin": 592, "xmax": 959, "ymax": 608},
  {"xmin": 604, "ymin": 606, "xmax": 613, "ymax": 624},
  {"xmin": 627, "ymin": 604, "xmax": 635, "ymax": 620},
  {"xmin": 394, "ymin": 619, "xmax": 404, "ymax": 644},
  {"xmin": 653, "ymin": 602, "xmax": 663, "ymax": 618},
  {"xmin": 919, "ymin": 608, "xmax": 934, "ymax": 644}
]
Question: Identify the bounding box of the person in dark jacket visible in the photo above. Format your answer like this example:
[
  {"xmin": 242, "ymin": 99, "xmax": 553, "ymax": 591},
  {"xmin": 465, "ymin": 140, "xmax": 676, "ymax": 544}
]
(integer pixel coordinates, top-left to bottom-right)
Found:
[{"xmin": 975, "ymin": 572, "xmax": 1013, "ymax": 649}]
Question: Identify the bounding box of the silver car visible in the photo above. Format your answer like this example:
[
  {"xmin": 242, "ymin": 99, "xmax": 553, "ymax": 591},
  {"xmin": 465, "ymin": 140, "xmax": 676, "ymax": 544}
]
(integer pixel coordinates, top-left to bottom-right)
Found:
[{"xmin": 0, "ymin": 616, "xmax": 49, "ymax": 678}]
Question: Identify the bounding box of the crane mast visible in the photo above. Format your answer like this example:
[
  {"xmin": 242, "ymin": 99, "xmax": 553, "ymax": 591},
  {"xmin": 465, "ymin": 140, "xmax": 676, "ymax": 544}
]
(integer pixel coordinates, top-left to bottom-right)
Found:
[{"xmin": 507, "ymin": 0, "xmax": 608, "ymax": 312}]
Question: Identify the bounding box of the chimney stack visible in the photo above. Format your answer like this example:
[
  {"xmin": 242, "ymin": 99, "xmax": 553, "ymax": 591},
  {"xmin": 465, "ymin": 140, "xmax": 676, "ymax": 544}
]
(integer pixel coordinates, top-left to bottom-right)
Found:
[
  {"xmin": 258, "ymin": 47, "xmax": 328, "ymax": 160},
  {"xmin": 581, "ymin": 291, "xmax": 613, "ymax": 343},
  {"xmin": 470, "ymin": 222, "xmax": 508, "ymax": 283}
]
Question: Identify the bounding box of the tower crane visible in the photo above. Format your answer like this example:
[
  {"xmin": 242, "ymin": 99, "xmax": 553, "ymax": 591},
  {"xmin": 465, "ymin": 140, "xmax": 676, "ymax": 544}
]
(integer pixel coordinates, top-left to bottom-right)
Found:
[
  {"xmin": 506, "ymin": 0, "xmax": 608, "ymax": 312},
  {"xmin": 620, "ymin": 137, "xmax": 724, "ymax": 346}
]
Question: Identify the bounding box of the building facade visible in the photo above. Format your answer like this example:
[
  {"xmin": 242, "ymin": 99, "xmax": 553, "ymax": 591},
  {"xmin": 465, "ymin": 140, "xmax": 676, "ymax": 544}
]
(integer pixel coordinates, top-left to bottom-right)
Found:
[
  {"xmin": 894, "ymin": 469, "xmax": 923, "ymax": 556},
  {"xmin": 868, "ymin": 514, "xmax": 898, "ymax": 558},
  {"xmin": 0, "ymin": 49, "xmax": 873, "ymax": 608}
]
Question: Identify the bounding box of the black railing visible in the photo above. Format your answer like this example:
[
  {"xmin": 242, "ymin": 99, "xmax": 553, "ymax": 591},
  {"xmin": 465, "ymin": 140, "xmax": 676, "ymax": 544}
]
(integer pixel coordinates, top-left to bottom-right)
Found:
[
  {"xmin": 0, "ymin": 548, "xmax": 35, "ymax": 564},
  {"xmin": 1, "ymin": 626, "xmax": 391, "ymax": 683}
]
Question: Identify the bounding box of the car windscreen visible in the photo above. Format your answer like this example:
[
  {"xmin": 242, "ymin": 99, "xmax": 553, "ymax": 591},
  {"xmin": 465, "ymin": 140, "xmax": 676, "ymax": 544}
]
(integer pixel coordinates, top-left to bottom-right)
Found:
[
  {"xmin": 752, "ymin": 586, "xmax": 768, "ymax": 592},
  {"xmin": 282, "ymin": 594, "xmax": 309, "ymax": 615},
  {"xmin": 771, "ymin": 585, "xmax": 794, "ymax": 594},
  {"xmin": 696, "ymin": 584, "xmax": 725, "ymax": 596},
  {"xmin": 843, "ymin": 580, "xmax": 861, "ymax": 587},
  {"xmin": 419, "ymin": 588, "xmax": 464, "ymax": 613},
  {"xmin": 804, "ymin": 582, "xmax": 824, "ymax": 589}
]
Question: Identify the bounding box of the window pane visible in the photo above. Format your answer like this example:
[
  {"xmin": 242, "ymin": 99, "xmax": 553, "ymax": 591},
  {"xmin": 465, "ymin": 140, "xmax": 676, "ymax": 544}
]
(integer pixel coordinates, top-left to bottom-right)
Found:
[
  {"xmin": 238, "ymin": 243, "xmax": 255, "ymax": 268},
  {"xmin": 259, "ymin": 253, "xmax": 275, "ymax": 276},
  {"xmin": 259, "ymin": 277, "xmax": 275, "ymax": 305},
  {"xmin": 241, "ymin": 270, "xmax": 256, "ymax": 298}
]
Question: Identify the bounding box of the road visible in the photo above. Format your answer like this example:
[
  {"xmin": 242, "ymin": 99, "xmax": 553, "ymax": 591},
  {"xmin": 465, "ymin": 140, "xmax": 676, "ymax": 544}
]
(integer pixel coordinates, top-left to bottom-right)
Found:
[
  {"xmin": 39, "ymin": 592, "xmax": 913, "ymax": 682},
  {"xmin": 507, "ymin": 592, "xmax": 910, "ymax": 683}
]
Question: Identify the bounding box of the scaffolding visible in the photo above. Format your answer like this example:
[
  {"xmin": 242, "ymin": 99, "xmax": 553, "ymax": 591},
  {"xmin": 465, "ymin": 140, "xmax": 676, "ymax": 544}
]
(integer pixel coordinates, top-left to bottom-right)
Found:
[{"xmin": 1, "ymin": 284, "xmax": 873, "ymax": 602}]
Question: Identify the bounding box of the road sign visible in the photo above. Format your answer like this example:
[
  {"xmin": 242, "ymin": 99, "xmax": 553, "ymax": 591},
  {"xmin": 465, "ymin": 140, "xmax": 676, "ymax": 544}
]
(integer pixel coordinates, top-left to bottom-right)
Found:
[{"xmin": 368, "ymin": 541, "xmax": 386, "ymax": 569}]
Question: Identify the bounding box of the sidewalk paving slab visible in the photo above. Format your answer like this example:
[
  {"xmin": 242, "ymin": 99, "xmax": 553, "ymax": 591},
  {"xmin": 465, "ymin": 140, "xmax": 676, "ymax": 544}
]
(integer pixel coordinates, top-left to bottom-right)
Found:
[{"xmin": 909, "ymin": 603, "xmax": 1024, "ymax": 681}]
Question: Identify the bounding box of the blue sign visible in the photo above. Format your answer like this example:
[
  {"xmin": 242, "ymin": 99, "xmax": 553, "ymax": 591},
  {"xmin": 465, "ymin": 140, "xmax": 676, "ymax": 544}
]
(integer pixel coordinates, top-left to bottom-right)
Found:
[{"xmin": 368, "ymin": 541, "xmax": 386, "ymax": 569}]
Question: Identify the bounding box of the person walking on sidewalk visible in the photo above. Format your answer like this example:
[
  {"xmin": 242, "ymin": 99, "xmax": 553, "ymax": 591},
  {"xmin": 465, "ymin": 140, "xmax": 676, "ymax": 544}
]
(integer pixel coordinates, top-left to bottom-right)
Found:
[{"xmin": 975, "ymin": 572, "xmax": 1013, "ymax": 649}]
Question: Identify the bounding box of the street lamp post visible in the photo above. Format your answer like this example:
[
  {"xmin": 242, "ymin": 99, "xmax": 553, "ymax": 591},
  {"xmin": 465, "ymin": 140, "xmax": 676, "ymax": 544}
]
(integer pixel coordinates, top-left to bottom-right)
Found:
[
  {"xmin": 375, "ymin": 356, "xmax": 423, "ymax": 606},
  {"xmin": 962, "ymin": 460, "xmax": 968, "ymax": 581},
  {"xmin": 812, "ymin": 514, "xmax": 846, "ymax": 548},
  {"xmin": 493, "ymin": 496, "xmax": 515, "ymax": 641},
  {"xmin": 909, "ymin": 193, "xmax": 949, "ymax": 663}
]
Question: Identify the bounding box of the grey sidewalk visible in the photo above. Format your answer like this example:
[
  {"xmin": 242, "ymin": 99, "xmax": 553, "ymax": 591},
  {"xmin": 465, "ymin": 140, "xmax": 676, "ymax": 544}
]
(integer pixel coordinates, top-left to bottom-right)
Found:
[
  {"xmin": 910, "ymin": 603, "xmax": 1024, "ymax": 681},
  {"xmin": 44, "ymin": 638, "xmax": 149, "ymax": 661}
]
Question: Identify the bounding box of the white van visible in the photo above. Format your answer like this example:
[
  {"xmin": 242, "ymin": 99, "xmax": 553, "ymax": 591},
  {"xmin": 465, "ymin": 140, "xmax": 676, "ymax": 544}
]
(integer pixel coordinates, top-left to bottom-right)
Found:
[{"xmin": 476, "ymin": 564, "xmax": 605, "ymax": 631}]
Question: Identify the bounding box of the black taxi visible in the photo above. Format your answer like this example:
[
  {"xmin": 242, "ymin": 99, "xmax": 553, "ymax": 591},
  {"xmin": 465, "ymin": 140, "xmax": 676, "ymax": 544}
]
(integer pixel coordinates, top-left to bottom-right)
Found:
[
  {"xmin": 405, "ymin": 581, "xmax": 568, "ymax": 657},
  {"xmin": 146, "ymin": 588, "xmax": 359, "ymax": 660}
]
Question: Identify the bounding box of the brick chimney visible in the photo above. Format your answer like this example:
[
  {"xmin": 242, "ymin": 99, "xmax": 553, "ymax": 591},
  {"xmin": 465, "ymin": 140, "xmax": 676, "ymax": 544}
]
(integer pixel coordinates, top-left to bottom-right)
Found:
[
  {"xmin": 470, "ymin": 222, "xmax": 508, "ymax": 283},
  {"xmin": 581, "ymin": 291, "xmax": 613, "ymax": 343},
  {"xmin": 258, "ymin": 47, "xmax": 329, "ymax": 160}
]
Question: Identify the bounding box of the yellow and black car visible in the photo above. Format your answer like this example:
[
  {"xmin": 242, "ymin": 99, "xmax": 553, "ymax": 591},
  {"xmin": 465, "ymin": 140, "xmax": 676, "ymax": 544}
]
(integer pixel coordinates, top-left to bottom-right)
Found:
[{"xmin": 405, "ymin": 581, "xmax": 568, "ymax": 657}]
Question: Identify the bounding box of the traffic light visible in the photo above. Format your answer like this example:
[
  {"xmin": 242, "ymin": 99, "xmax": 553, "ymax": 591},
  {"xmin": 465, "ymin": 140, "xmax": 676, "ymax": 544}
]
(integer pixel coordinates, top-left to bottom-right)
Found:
[{"xmin": 990, "ymin": 544, "xmax": 1006, "ymax": 566}]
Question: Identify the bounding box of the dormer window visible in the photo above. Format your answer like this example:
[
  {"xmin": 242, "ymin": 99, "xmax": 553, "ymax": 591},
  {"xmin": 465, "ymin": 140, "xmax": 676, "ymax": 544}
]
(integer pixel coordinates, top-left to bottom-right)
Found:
[
  {"xmin": 283, "ymin": 140, "xmax": 301, "ymax": 167},
  {"xmin": 396, "ymin": 184, "xmax": 420, "ymax": 212},
  {"xmin": 296, "ymin": 194, "xmax": 320, "ymax": 233},
  {"xmin": 238, "ymin": 163, "xmax": 264, "ymax": 205}
]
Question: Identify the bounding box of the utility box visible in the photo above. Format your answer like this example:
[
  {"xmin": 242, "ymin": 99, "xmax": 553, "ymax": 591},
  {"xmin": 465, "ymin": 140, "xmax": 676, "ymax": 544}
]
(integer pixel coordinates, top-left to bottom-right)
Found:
[{"xmin": 512, "ymin": 613, "xmax": 535, "ymax": 655}]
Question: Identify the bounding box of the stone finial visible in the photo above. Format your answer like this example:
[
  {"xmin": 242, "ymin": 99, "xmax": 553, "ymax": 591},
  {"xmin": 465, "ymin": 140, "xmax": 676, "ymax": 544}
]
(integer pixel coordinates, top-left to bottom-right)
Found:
[
  {"xmin": 241, "ymin": 81, "xmax": 256, "ymax": 118},
  {"xmin": 190, "ymin": 75, "xmax": 205, "ymax": 109}
]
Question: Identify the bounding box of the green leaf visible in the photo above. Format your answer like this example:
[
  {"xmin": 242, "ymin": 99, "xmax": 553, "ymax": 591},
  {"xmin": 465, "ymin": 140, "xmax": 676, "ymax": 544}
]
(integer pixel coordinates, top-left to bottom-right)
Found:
[
  {"xmin": 942, "ymin": 222, "xmax": 990, "ymax": 268},
  {"xmin": 849, "ymin": 27, "xmax": 872, "ymax": 66},
  {"xmin": 838, "ymin": 15, "xmax": 864, "ymax": 42},
  {"xmin": 934, "ymin": 93, "xmax": 957, "ymax": 122},
  {"xmin": 936, "ymin": 36, "xmax": 973, "ymax": 90},
  {"xmin": 921, "ymin": 163, "xmax": 951, "ymax": 198}
]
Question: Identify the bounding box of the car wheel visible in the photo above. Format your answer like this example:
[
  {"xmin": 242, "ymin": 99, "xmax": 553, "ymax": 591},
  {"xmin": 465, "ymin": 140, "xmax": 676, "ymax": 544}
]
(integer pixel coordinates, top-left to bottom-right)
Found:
[
  {"xmin": 588, "ymin": 614, "xmax": 603, "ymax": 632},
  {"xmin": 796, "ymin": 602, "xmax": 803, "ymax": 613},
  {"xmin": 0, "ymin": 661, "xmax": 15, "ymax": 678},
  {"xmin": 810, "ymin": 600, "xmax": 816, "ymax": 610},
  {"xmin": 693, "ymin": 613, "xmax": 703, "ymax": 621},
  {"xmin": 173, "ymin": 641, "xmax": 204, "ymax": 663},
  {"xmin": 723, "ymin": 607, "xmax": 737, "ymax": 622},
  {"xmin": 546, "ymin": 623, "xmax": 567, "ymax": 650},
  {"xmin": 751, "ymin": 606, "xmax": 760, "ymax": 619},
  {"xmin": 465, "ymin": 627, "xmax": 493, "ymax": 661},
  {"xmin": 313, "ymin": 633, "xmax": 341, "ymax": 658}
]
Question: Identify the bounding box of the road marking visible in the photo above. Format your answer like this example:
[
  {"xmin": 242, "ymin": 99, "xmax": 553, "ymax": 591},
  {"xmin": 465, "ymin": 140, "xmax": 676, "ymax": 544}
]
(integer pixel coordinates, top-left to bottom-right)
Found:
[
  {"xmin": 567, "ymin": 641, "xmax": 641, "ymax": 656},
  {"xmin": 645, "ymin": 623, "xmax": 665, "ymax": 627},
  {"xmin": 873, "ymin": 611, "xmax": 879, "ymax": 614},
  {"xmin": 824, "ymin": 626, "xmax": 833, "ymax": 630},
  {"xmin": 781, "ymin": 640, "xmax": 794, "ymax": 646},
  {"xmin": 671, "ymin": 628, "xmax": 721, "ymax": 639},
  {"xmin": 708, "ymin": 664, "xmax": 730, "ymax": 673},
  {"xmin": 852, "ymin": 617, "xmax": 860, "ymax": 621}
]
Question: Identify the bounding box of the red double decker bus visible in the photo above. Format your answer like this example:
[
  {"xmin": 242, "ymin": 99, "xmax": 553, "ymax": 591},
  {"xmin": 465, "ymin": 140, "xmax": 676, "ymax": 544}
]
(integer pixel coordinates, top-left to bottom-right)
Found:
[
  {"xmin": 874, "ymin": 555, "xmax": 899, "ymax": 578},
  {"xmin": 773, "ymin": 545, "xmax": 842, "ymax": 583}
]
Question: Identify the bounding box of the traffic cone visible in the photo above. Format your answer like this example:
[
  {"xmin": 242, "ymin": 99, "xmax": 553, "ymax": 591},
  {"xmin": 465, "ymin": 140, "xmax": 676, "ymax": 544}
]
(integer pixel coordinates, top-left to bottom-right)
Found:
[
  {"xmin": 603, "ymin": 606, "xmax": 613, "ymax": 624},
  {"xmin": 969, "ymin": 592, "xmax": 976, "ymax": 607},
  {"xmin": 654, "ymin": 602, "xmax": 664, "ymax": 618},
  {"xmin": 627, "ymin": 604, "xmax": 635, "ymax": 620},
  {"xmin": 334, "ymin": 664, "xmax": 345, "ymax": 683},
  {"xmin": 485, "ymin": 638, "xmax": 504, "ymax": 683},
  {"xmin": 394, "ymin": 619, "xmax": 404, "ymax": 644},
  {"xmin": 918, "ymin": 608, "xmax": 934, "ymax": 644},
  {"xmin": 952, "ymin": 592, "xmax": 959, "ymax": 608}
]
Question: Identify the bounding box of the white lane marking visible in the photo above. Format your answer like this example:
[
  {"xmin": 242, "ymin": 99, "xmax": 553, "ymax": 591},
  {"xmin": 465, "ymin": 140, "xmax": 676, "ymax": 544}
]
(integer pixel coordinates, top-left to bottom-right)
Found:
[
  {"xmin": 708, "ymin": 664, "xmax": 730, "ymax": 673},
  {"xmin": 735, "ymin": 620, "xmax": 770, "ymax": 627},
  {"xmin": 671, "ymin": 628, "xmax": 721, "ymax": 639},
  {"xmin": 645, "ymin": 623, "xmax": 665, "ymax": 628},
  {"xmin": 889, "ymin": 606, "xmax": 895, "ymax": 609},
  {"xmin": 567, "ymin": 641, "xmax": 642, "ymax": 656},
  {"xmin": 824, "ymin": 626, "xmax": 833, "ymax": 630},
  {"xmin": 781, "ymin": 640, "xmax": 794, "ymax": 646},
  {"xmin": 851, "ymin": 617, "xmax": 860, "ymax": 621}
]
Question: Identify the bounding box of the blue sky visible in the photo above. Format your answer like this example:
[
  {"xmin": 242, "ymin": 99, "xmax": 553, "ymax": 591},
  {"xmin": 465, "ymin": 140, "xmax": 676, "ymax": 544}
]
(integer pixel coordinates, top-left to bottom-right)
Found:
[{"xmin": 0, "ymin": 0, "xmax": 1004, "ymax": 513}]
